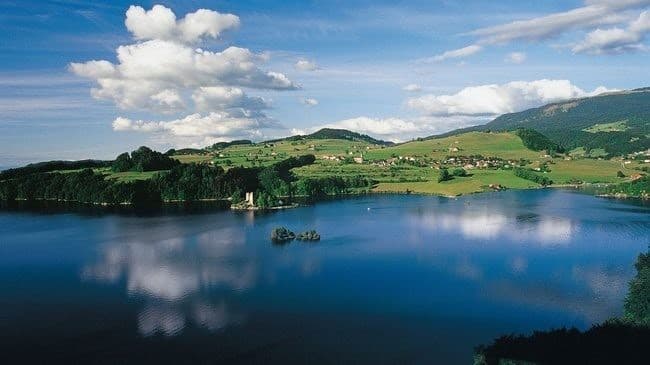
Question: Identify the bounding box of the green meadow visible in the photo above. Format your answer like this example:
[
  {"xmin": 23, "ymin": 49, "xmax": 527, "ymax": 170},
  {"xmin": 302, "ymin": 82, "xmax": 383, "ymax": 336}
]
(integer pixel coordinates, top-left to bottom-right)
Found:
[{"xmin": 166, "ymin": 131, "xmax": 642, "ymax": 196}]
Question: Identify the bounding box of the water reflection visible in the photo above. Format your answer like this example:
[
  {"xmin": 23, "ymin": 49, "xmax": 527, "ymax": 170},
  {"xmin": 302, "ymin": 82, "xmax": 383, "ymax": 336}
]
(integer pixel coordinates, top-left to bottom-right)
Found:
[
  {"xmin": 137, "ymin": 301, "xmax": 240, "ymax": 337},
  {"xmin": 82, "ymin": 224, "xmax": 254, "ymax": 337},
  {"xmin": 31, "ymin": 190, "xmax": 643, "ymax": 361},
  {"xmin": 411, "ymin": 208, "xmax": 577, "ymax": 244}
]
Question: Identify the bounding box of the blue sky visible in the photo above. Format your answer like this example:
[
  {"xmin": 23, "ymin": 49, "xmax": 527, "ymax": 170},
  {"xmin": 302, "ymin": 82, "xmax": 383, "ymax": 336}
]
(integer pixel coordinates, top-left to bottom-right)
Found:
[{"xmin": 1, "ymin": 0, "xmax": 649, "ymax": 166}]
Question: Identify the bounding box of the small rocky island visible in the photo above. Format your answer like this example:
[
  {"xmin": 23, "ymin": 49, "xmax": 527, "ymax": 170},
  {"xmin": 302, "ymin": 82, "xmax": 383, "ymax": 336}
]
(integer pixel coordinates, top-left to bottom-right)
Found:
[
  {"xmin": 270, "ymin": 227, "xmax": 295, "ymax": 243},
  {"xmin": 296, "ymin": 230, "xmax": 320, "ymax": 241},
  {"xmin": 271, "ymin": 227, "xmax": 320, "ymax": 243}
]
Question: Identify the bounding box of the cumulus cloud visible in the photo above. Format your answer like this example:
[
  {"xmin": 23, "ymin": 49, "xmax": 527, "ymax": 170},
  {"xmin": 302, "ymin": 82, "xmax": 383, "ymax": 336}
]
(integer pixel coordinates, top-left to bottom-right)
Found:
[
  {"xmin": 505, "ymin": 52, "xmax": 527, "ymax": 64},
  {"xmin": 112, "ymin": 112, "xmax": 272, "ymax": 143},
  {"xmin": 435, "ymin": 0, "xmax": 650, "ymax": 57},
  {"xmin": 406, "ymin": 79, "xmax": 613, "ymax": 117},
  {"xmin": 429, "ymin": 45, "xmax": 482, "ymax": 62},
  {"xmin": 572, "ymin": 11, "xmax": 650, "ymax": 54},
  {"xmin": 312, "ymin": 116, "xmax": 473, "ymax": 142},
  {"xmin": 402, "ymin": 83, "xmax": 422, "ymax": 92},
  {"xmin": 303, "ymin": 79, "xmax": 615, "ymax": 142},
  {"xmin": 71, "ymin": 40, "xmax": 296, "ymax": 111},
  {"xmin": 70, "ymin": 5, "xmax": 297, "ymax": 146},
  {"xmin": 125, "ymin": 5, "xmax": 240, "ymax": 44},
  {"xmin": 300, "ymin": 97, "xmax": 319, "ymax": 106},
  {"xmin": 294, "ymin": 59, "xmax": 319, "ymax": 71},
  {"xmin": 192, "ymin": 86, "xmax": 269, "ymax": 113}
]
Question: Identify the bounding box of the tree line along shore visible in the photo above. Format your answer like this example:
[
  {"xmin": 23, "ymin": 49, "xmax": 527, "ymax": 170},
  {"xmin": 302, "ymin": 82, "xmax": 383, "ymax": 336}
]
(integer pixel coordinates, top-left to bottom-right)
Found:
[{"xmin": 1, "ymin": 128, "xmax": 648, "ymax": 207}]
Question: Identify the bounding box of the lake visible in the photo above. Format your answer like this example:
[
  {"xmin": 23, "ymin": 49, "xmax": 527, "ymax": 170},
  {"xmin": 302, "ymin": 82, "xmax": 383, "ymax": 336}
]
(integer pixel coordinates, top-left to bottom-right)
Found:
[{"xmin": 1, "ymin": 190, "xmax": 648, "ymax": 364}]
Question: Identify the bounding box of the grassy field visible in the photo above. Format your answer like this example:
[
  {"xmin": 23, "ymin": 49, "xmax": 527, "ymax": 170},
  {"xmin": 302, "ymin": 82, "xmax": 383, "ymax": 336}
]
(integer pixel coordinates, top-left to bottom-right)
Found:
[
  {"xmin": 374, "ymin": 170, "xmax": 537, "ymax": 196},
  {"xmin": 164, "ymin": 131, "xmax": 645, "ymax": 196},
  {"xmin": 365, "ymin": 132, "xmax": 541, "ymax": 161},
  {"xmin": 172, "ymin": 154, "xmax": 213, "ymax": 164},
  {"xmin": 105, "ymin": 170, "xmax": 163, "ymax": 182},
  {"xmin": 48, "ymin": 167, "xmax": 162, "ymax": 182},
  {"xmin": 208, "ymin": 138, "xmax": 376, "ymax": 168},
  {"xmin": 583, "ymin": 120, "xmax": 629, "ymax": 133},
  {"xmin": 545, "ymin": 159, "xmax": 625, "ymax": 184}
]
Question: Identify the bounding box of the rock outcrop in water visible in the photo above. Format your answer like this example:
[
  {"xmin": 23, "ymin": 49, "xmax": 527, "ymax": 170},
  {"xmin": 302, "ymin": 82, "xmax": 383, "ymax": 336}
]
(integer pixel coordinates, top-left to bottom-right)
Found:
[
  {"xmin": 270, "ymin": 227, "xmax": 295, "ymax": 243},
  {"xmin": 270, "ymin": 227, "xmax": 320, "ymax": 243},
  {"xmin": 296, "ymin": 230, "xmax": 320, "ymax": 241}
]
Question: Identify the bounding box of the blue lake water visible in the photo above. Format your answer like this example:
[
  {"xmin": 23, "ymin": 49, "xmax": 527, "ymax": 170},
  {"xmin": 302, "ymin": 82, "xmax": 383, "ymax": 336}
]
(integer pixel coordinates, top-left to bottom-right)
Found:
[{"xmin": 1, "ymin": 190, "xmax": 649, "ymax": 364}]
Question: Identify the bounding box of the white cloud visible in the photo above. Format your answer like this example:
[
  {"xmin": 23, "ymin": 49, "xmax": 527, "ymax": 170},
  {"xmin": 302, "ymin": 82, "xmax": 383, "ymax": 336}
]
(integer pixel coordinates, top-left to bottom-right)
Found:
[
  {"xmin": 151, "ymin": 89, "xmax": 184, "ymax": 111},
  {"xmin": 313, "ymin": 116, "xmax": 476, "ymax": 142},
  {"xmin": 294, "ymin": 59, "xmax": 319, "ymax": 71},
  {"xmin": 505, "ymin": 52, "xmax": 527, "ymax": 64},
  {"xmin": 71, "ymin": 40, "xmax": 297, "ymax": 111},
  {"xmin": 125, "ymin": 5, "xmax": 240, "ymax": 44},
  {"xmin": 71, "ymin": 5, "xmax": 297, "ymax": 146},
  {"xmin": 112, "ymin": 112, "xmax": 271, "ymax": 139},
  {"xmin": 301, "ymin": 97, "xmax": 319, "ymax": 106},
  {"xmin": 429, "ymin": 45, "xmax": 482, "ymax": 62},
  {"xmin": 402, "ymin": 83, "xmax": 422, "ymax": 92},
  {"xmin": 572, "ymin": 11, "xmax": 650, "ymax": 54},
  {"xmin": 437, "ymin": 0, "xmax": 650, "ymax": 56},
  {"xmin": 192, "ymin": 86, "xmax": 269, "ymax": 113},
  {"xmin": 407, "ymin": 79, "xmax": 613, "ymax": 117},
  {"xmin": 69, "ymin": 60, "xmax": 116, "ymax": 79},
  {"xmin": 470, "ymin": 0, "xmax": 649, "ymax": 44},
  {"xmin": 382, "ymin": 79, "xmax": 610, "ymax": 140}
]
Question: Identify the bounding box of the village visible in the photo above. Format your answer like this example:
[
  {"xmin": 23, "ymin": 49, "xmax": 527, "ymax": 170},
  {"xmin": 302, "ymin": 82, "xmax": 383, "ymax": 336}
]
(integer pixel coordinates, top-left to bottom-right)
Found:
[{"xmin": 320, "ymin": 151, "xmax": 525, "ymax": 171}]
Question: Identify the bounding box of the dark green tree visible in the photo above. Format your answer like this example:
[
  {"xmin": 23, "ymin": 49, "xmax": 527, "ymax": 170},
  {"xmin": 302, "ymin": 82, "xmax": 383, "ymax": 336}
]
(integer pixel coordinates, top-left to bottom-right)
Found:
[
  {"xmin": 438, "ymin": 168, "xmax": 452, "ymax": 182},
  {"xmin": 112, "ymin": 152, "xmax": 133, "ymax": 172},
  {"xmin": 452, "ymin": 168, "xmax": 467, "ymax": 177},
  {"xmin": 624, "ymin": 251, "xmax": 650, "ymax": 324}
]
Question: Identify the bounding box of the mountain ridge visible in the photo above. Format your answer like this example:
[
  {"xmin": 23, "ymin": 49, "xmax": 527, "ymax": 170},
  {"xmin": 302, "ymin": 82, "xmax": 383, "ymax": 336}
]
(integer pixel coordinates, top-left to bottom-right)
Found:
[{"xmin": 430, "ymin": 88, "xmax": 650, "ymax": 156}]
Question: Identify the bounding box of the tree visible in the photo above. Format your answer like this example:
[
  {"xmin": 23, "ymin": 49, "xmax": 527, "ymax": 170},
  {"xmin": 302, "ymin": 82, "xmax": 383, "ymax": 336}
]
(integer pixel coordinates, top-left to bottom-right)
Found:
[
  {"xmin": 452, "ymin": 168, "xmax": 467, "ymax": 177},
  {"xmin": 617, "ymin": 170, "xmax": 626, "ymax": 178},
  {"xmin": 624, "ymin": 251, "xmax": 650, "ymax": 324},
  {"xmin": 112, "ymin": 152, "xmax": 133, "ymax": 172},
  {"xmin": 438, "ymin": 168, "xmax": 452, "ymax": 182}
]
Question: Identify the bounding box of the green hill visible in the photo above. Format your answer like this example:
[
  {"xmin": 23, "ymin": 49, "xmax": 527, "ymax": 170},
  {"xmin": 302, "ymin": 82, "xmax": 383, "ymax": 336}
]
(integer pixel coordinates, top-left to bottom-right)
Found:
[
  {"xmin": 268, "ymin": 128, "xmax": 394, "ymax": 146},
  {"xmin": 437, "ymin": 88, "xmax": 650, "ymax": 157}
]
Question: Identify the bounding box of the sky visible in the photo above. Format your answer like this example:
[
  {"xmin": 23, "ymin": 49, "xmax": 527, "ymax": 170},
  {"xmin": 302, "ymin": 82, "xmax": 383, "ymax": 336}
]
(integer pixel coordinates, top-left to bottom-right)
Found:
[{"xmin": 1, "ymin": 0, "xmax": 649, "ymax": 166}]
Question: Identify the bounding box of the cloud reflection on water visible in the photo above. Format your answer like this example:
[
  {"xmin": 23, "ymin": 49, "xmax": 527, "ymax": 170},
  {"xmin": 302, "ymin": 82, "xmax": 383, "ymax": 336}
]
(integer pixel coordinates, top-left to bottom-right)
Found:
[
  {"xmin": 82, "ymin": 224, "xmax": 254, "ymax": 337},
  {"xmin": 411, "ymin": 208, "xmax": 577, "ymax": 245}
]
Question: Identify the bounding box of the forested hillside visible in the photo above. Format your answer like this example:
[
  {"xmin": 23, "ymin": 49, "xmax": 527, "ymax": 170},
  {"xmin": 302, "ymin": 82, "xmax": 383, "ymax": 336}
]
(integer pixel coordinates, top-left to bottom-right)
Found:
[
  {"xmin": 268, "ymin": 128, "xmax": 394, "ymax": 146},
  {"xmin": 438, "ymin": 89, "xmax": 650, "ymax": 157}
]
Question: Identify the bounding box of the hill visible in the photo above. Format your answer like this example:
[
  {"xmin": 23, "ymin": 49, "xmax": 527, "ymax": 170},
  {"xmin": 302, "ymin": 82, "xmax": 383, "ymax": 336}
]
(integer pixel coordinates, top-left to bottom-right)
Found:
[
  {"xmin": 436, "ymin": 89, "xmax": 650, "ymax": 157},
  {"xmin": 268, "ymin": 128, "xmax": 394, "ymax": 146},
  {"xmin": 206, "ymin": 130, "xmax": 635, "ymax": 196}
]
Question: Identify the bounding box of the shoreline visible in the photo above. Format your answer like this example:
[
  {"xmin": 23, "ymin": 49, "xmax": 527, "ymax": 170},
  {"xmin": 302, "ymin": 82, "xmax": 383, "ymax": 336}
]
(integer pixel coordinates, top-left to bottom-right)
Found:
[{"xmin": 2, "ymin": 184, "xmax": 647, "ymax": 213}]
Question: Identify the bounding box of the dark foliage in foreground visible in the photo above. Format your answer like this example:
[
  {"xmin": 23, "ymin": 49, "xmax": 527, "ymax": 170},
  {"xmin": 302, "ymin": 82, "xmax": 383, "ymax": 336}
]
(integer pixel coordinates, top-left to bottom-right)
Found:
[
  {"xmin": 475, "ymin": 251, "xmax": 650, "ymax": 364},
  {"xmin": 476, "ymin": 323, "xmax": 650, "ymax": 365}
]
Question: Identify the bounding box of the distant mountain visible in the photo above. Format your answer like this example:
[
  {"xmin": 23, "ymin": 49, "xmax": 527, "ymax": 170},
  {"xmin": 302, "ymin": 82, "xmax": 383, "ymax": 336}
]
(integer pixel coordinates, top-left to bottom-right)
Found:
[
  {"xmin": 436, "ymin": 88, "xmax": 650, "ymax": 156},
  {"xmin": 268, "ymin": 128, "xmax": 394, "ymax": 146}
]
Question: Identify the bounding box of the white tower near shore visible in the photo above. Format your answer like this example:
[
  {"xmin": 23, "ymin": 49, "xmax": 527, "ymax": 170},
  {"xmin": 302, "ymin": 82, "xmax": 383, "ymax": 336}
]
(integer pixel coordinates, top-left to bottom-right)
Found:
[{"xmin": 245, "ymin": 192, "xmax": 254, "ymax": 206}]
